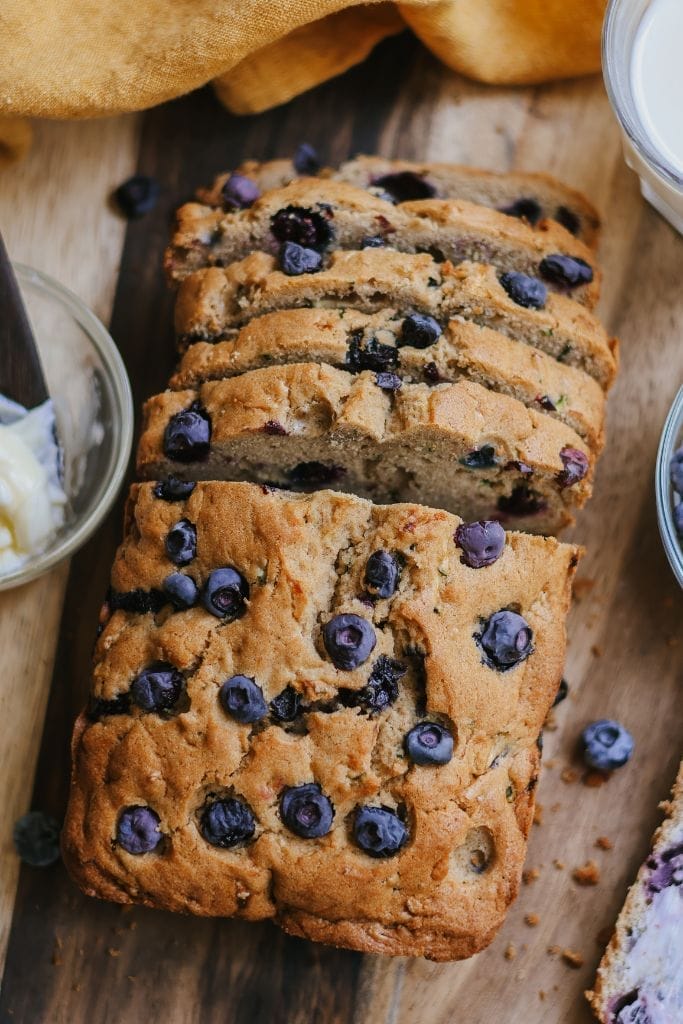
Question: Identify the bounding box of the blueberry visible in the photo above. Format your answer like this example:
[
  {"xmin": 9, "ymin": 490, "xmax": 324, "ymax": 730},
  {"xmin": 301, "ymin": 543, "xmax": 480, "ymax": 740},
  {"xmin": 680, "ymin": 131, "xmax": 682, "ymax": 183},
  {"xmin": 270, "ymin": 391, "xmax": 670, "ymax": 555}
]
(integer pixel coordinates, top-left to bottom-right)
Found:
[
  {"xmin": 499, "ymin": 271, "xmax": 547, "ymax": 310},
  {"xmin": 500, "ymin": 197, "xmax": 542, "ymax": 225},
  {"xmin": 351, "ymin": 655, "xmax": 406, "ymax": 712},
  {"xmin": 375, "ymin": 372, "xmax": 402, "ymax": 391},
  {"xmin": 13, "ymin": 811, "xmax": 61, "ymax": 867},
  {"xmin": 131, "ymin": 661, "xmax": 184, "ymax": 712},
  {"xmin": 346, "ymin": 334, "xmax": 399, "ymax": 373},
  {"xmin": 536, "ymin": 394, "xmax": 557, "ymax": 412},
  {"xmin": 263, "ymin": 419, "xmax": 288, "ymax": 435},
  {"xmin": 163, "ymin": 573, "xmax": 198, "ymax": 609},
  {"xmin": 323, "ymin": 613, "xmax": 376, "ymax": 670},
  {"xmin": 364, "ymin": 550, "xmax": 401, "ymax": 599},
  {"xmin": 674, "ymin": 502, "xmax": 683, "ymax": 537},
  {"xmin": 87, "ymin": 691, "xmax": 131, "ymax": 720},
  {"xmin": 557, "ymin": 446, "xmax": 589, "ymax": 488},
  {"xmin": 221, "ymin": 173, "xmax": 260, "ymax": 210},
  {"xmin": 553, "ymin": 677, "xmax": 569, "ymax": 707},
  {"xmin": 555, "ymin": 206, "xmax": 581, "ymax": 236},
  {"xmin": 539, "ymin": 254, "xmax": 594, "ymax": 288},
  {"xmin": 270, "ymin": 686, "xmax": 300, "ymax": 722},
  {"xmin": 360, "ymin": 235, "xmax": 386, "ymax": 248},
  {"xmin": 580, "ymin": 719, "xmax": 634, "ymax": 772},
  {"xmin": 461, "ymin": 445, "xmax": 497, "ymax": 469},
  {"xmin": 478, "ymin": 610, "xmax": 533, "ymax": 670},
  {"xmin": 497, "ymin": 485, "xmax": 546, "ymax": 517},
  {"xmin": 219, "ymin": 675, "xmax": 268, "ymax": 724},
  {"xmin": 280, "ymin": 783, "xmax": 334, "ymax": 838},
  {"xmin": 116, "ymin": 806, "xmax": 162, "ymax": 854},
  {"xmin": 113, "ymin": 175, "xmax": 160, "ymax": 219},
  {"xmin": 286, "ymin": 461, "xmax": 345, "ymax": 488},
  {"xmin": 611, "ymin": 992, "xmax": 650, "ymax": 1024},
  {"xmin": 270, "ymin": 205, "xmax": 333, "ymax": 250},
  {"xmin": 279, "ymin": 242, "xmax": 322, "ymax": 276},
  {"xmin": 164, "ymin": 519, "xmax": 197, "ymax": 566},
  {"xmin": 646, "ymin": 843, "xmax": 683, "ymax": 894},
  {"xmin": 455, "ymin": 521, "xmax": 505, "ymax": 568},
  {"xmin": 200, "ymin": 797, "xmax": 256, "ymax": 848},
  {"xmin": 154, "ymin": 477, "xmax": 196, "ymax": 502},
  {"xmin": 398, "ymin": 314, "xmax": 442, "ymax": 349},
  {"xmin": 405, "ymin": 722, "xmax": 453, "ymax": 765},
  {"xmin": 163, "ymin": 405, "xmax": 211, "ymax": 462},
  {"xmin": 423, "ymin": 361, "xmax": 441, "ymax": 383},
  {"xmin": 293, "ymin": 143, "xmax": 321, "ymax": 175},
  {"xmin": 669, "ymin": 446, "xmax": 683, "ymax": 494},
  {"xmin": 372, "ymin": 172, "xmax": 436, "ymax": 203},
  {"xmin": 201, "ymin": 567, "xmax": 249, "ymax": 620},
  {"xmin": 353, "ymin": 806, "xmax": 407, "ymax": 857}
]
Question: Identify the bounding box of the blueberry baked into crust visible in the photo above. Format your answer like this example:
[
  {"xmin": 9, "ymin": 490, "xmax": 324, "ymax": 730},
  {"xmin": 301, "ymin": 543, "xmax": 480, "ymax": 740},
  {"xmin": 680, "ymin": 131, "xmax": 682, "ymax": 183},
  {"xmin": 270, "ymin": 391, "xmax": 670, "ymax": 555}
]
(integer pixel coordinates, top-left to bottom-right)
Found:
[{"xmin": 62, "ymin": 482, "xmax": 580, "ymax": 962}]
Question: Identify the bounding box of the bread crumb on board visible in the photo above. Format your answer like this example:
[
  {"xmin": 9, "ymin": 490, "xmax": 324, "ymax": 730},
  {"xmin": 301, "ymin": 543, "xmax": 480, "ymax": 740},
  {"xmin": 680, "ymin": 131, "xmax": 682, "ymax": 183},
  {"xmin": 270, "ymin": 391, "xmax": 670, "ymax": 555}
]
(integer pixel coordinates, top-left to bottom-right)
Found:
[
  {"xmin": 504, "ymin": 942, "xmax": 517, "ymax": 961},
  {"xmin": 548, "ymin": 945, "xmax": 585, "ymax": 968},
  {"xmin": 524, "ymin": 913, "xmax": 540, "ymax": 927},
  {"xmin": 553, "ymin": 859, "xmax": 565, "ymax": 870},
  {"xmin": 560, "ymin": 767, "xmax": 579, "ymax": 784},
  {"xmin": 522, "ymin": 867, "xmax": 541, "ymax": 885},
  {"xmin": 533, "ymin": 803, "xmax": 544, "ymax": 826},
  {"xmin": 573, "ymin": 860, "xmax": 600, "ymax": 886},
  {"xmin": 595, "ymin": 835, "xmax": 613, "ymax": 850}
]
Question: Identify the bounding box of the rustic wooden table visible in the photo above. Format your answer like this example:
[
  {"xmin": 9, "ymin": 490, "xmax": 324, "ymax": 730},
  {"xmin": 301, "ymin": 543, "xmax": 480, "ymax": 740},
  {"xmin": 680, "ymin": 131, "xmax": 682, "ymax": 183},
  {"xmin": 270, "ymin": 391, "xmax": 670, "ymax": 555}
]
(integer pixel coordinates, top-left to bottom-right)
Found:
[{"xmin": 0, "ymin": 34, "xmax": 681, "ymax": 1024}]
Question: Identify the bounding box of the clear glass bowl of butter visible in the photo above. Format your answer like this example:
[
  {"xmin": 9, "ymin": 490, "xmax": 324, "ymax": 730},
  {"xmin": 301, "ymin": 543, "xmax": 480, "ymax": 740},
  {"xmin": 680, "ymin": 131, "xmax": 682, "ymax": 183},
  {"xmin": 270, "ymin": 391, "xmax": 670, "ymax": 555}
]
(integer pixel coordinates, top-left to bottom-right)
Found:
[{"xmin": 0, "ymin": 265, "xmax": 133, "ymax": 590}]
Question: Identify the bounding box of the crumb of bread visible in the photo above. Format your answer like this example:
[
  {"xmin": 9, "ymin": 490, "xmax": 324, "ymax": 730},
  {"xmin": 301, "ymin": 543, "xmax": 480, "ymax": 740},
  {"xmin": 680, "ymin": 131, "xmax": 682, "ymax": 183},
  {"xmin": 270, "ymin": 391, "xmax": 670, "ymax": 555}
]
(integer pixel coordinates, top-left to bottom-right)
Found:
[
  {"xmin": 544, "ymin": 709, "xmax": 558, "ymax": 731},
  {"xmin": 539, "ymin": 990, "xmax": 546, "ymax": 1001},
  {"xmin": 522, "ymin": 867, "xmax": 541, "ymax": 884},
  {"xmin": 561, "ymin": 948, "xmax": 584, "ymax": 968},
  {"xmin": 573, "ymin": 860, "xmax": 600, "ymax": 885},
  {"xmin": 595, "ymin": 836, "xmax": 613, "ymax": 850},
  {"xmin": 504, "ymin": 942, "xmax": 517, "ymax": 961},
  {"xmin": 561, "ymin": 767, "xmax": 578, "ymax": 784},
  {"xmin": 550, "ymin": 801, "xmax": 562, "ymax": 812},
  {"xmin": 553, "ymin": 859, "xmax": 565, "ymax": 870},
  {"xmin": 584, "ymin": 770, "xmax": 607, "ymax": 787},
  {"xmin": 524, "ymin": 913, "xmax": 540, "ymax": 927},
  {"xmin": 590, "ymin": 644, "xmax": 603, "ymax": 657},
  {"xmin": 533, "ymin": 803, "xmax": 544, "ymax": 825}
]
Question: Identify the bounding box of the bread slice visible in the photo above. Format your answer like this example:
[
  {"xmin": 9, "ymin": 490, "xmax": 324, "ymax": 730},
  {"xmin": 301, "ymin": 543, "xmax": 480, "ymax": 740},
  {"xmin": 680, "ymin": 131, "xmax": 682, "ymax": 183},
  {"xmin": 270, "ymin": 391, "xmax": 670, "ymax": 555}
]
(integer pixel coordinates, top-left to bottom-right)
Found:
[
  {"xmin": 197, "ymin": 154, "xmax": 601, "ymax": 247},
  {"xmin": 165, "ymin": 179, "xmax": 600, "ymax": 308},
  {"xmin": 587, "ymin": 761, "xmax": 683, "ymax": 1022},
  {"xmin": 137, "ymin": 363, "xmax": 594, "ymax": 535},
  {"xmin": 174, "ymin": 249, "xmax": 617, "ymax": 389},
  {"xmin": 62, "ymin": 480, "xmax": 580, "ymax": 961},
  {"xmin": 172, "ymin": 308, "xmax": 605, "ymax": 451}
]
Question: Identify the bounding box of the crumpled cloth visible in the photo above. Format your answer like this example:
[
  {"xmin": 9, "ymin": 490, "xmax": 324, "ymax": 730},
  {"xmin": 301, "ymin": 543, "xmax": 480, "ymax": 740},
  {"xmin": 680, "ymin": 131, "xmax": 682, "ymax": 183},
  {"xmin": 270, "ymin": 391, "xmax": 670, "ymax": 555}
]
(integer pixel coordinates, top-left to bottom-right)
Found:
[{"xmin": 0, "ymin": 0, "xmax": 605, "ymax": 165}]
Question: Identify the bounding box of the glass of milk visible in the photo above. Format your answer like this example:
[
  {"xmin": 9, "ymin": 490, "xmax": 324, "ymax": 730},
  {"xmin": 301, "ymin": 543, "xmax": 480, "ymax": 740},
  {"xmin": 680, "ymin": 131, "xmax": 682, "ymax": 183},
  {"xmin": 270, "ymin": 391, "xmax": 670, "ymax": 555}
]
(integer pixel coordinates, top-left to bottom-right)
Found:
[{"xmin": 603, "ymin": 0, "xmax": 683, "ymax": 233}]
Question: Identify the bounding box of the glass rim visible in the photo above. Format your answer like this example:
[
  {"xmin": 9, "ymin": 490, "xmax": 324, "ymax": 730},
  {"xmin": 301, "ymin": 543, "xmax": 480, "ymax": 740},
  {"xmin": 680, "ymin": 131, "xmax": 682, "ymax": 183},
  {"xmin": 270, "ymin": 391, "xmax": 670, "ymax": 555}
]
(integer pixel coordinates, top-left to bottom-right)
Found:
[{"xmin": 655, "ymin": 384, "xmax": 683, "ymax": 590}]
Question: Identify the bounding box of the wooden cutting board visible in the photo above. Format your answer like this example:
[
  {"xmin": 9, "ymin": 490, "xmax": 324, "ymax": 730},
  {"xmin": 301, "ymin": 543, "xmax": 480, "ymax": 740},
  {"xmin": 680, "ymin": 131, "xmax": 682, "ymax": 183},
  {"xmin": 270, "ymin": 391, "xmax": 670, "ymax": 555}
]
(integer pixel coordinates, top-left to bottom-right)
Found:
[{"xmin": 1, "ymin": 33, "xmax": 682, "ymax": 1024}]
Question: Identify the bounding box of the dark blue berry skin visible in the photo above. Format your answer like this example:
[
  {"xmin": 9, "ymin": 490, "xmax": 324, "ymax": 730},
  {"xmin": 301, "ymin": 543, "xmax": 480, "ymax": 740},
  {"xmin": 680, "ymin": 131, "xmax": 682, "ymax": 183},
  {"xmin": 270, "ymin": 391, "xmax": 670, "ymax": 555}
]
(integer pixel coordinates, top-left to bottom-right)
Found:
[
  {"xmin": 360, "ymin": 235, "xmax": 386, "ymax": 248},
  {"xmin": 364, "ymin": 550, "xmax": 401, "ymax": 599},
  {"xmin": 154, "ymin": 477, "xmax": 196, "ymax": 502},
  {"xmin": 270, "ymin": 205, "xmax": 333, "ymax": 250},
  {"xmin": 455, "ymin": 521, "xmax": 505, "ymax": 568},
  {"xmin": 478, "ymin": 610, "xmax": 533, "ymax": 670},
  {"xmin": 461, "ymin": 445, "xmax": 497, "ymax": 469},
  {"xmin": 270, "ymin": 686, "xmax": 300, "ymax": 722},
  {"xmin": 581, "ymin": 720, "xmax": 634, "ymax": 772},
  {"xmin": 557, "ymin": 446, "xmax": 589, "ymax": 488},
  {"xmin": 405, "ymin": 722, "xmax": 454, "ymax": 765},
  {"xmin": 219, "ymin": 675, "xmax": 268, "ymax": 724},
  {"xmin": 539, "ymin": 254, "xmax": 594, "ymax": 288},
  {"xmin": 373, "ymin": 172, "xmax": 436, "ymax": 203},
  {"xmin": 113, "ymin": 175, "xmax": 160, "ymax": 219},
  {"xmin": 221, "ymin": 173, "xmax": 260, "ymax": 210},
  {"xmin": 323, "ymin": 614, "xmax": 376, "ymax": 670},
  {"xmin": 280, "ymin": 784, "xmax": 334, "ymax": 838},
  {"xmin": 163, "ymin": 573, "xmax": 198, "ymax": 610},
  {"xmin": 346, "ymin": 335, "xmax": 398, "ymax": 373},
  {"xmin": 201, "ymin": 568, "xmax": 249, "ymax": 620},
  {"xmin": 279, "ymin": 242, "xmax": 323, "ymax": 275},
  {"xmin": 675, "ymin": 503, "xmax": 683, "ymax": 537},
  {"xmin": 500, "ymin": 197, "xmax": 542, "ymax": 225},
  {"xmin": 164, "ymin": 519, "xmax": 197, "ymax": 566},
  {"xmin": 116, "ymin": 806, "xmax": 162, "ymax": 854},
  {"xmin": 13, "ymin": 811, "xmax": 61, "ymax": 867},
  {"xmin": 646, "ymin": 844, "xmax": 683, "ymax": 895},
  {"xmin": 200, "ymin": 797, "xmax": 256, "ymax": 848},
  {"xmin": 130, "ymin": 661, "xmax": 184, "ymax": 712},
  {"xmin": 670, "ymin": 446, "xmax": 683, "ymax": 494},
  {"xmin": 353, "ymin": 656, "xmax": 406, "ymax": 712},
  {"xmin": 375, "ymin": 372, "xmax": 402, "ymax": 391},
  {"xmin": 354, "ymin": 806, "xmax": 407, "ymax": 857},
  {"xmin": 293, "ymin": 143, "xmax": 321, "ymax": 175},
  {"xmin": 499, "ymin": 271, "xmax": 548, "ymax": 310},
  {"xmin": 398, "ymin": 314, "xmax": 442, "ymax": 349},
  {"xmin": 163, "ymin": 406, "xmax": 211, "ymax": 462},
  {"xmin": 553, "ymin": 677, "xmax": 569, "ymax": 707}
]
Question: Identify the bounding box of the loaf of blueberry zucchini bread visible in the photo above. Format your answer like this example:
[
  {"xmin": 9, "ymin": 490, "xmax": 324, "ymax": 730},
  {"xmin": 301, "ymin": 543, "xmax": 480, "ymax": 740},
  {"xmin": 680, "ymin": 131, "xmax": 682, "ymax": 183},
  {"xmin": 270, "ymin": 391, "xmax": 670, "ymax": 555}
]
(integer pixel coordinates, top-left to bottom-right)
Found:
[
  {"xmin": 62, "ymin": 481, "xmax": 580, "ymax": 961},
  {"xmin": 165, "ymin": 179, "xmax": 600, "ymax": 307},
  {"xmin": 136, "ymin": 363, "xmax": 593, "ymax": 535},
  {"xmin": 174, "ymin": 249, "xmax": 617, "ymax": 388},
  {"xmin": 197, "ymin": 152, "xmax": 601, "ymax": 247},
  {"xmin": 587, "ymin": 761, "xmax": 683, "ymax": 1023}
]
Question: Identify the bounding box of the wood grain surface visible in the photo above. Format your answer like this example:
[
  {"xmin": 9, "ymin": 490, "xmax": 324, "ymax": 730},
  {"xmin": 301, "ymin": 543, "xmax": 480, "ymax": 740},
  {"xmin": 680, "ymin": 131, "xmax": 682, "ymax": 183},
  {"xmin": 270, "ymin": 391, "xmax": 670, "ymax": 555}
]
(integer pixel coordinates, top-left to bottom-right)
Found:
[{"xmin": 1, "ymin": 33, "xmax": 682, "ymax": 1024}]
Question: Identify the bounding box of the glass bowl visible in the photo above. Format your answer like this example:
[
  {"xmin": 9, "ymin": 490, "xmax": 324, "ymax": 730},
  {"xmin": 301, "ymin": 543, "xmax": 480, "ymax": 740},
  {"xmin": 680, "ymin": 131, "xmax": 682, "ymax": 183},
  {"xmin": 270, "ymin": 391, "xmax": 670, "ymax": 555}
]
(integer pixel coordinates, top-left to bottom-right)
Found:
[
  {"xmin": 655, "ymin": 384, "xmax": 683, "ymax": 589},
  {"xmin": 0, "ymin": 265, "xmax": 133, "ymax": 590}
]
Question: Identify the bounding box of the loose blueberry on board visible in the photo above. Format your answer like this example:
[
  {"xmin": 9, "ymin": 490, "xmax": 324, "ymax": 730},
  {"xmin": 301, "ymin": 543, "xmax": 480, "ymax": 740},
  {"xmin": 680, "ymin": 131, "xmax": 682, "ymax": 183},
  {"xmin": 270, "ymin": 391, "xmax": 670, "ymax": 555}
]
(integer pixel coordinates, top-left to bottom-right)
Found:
[
  {"xmin": 200, "ymin": 797, "xmax": 256, "ymax": 848},
  {"xmin": 539, "ymin": 253, "xmax": 594, "ymax": 288},
  {"xmin": 646, "ymin": 844, "xmax": 683, "ymax": 894},
  {"xmin": 323, "ymin": 613, "xmax": 376, "ymax": 670},
  {"xmin": 163, "ymin": 406, "xmax": 211, "ymax": 462},
  {"xmin": 280, "ymin": 783, "xmax": 334, "ymax": 839},
  {"xmin": 557, "ymin": 446, "xmax": 589, "ymax": 488},
  {"xmin": 13, "ymin": 811, "xmax": 61, "ymax": 867},
  {"xmin": 497, "ymin": 485, "xmax": 547, "ymax": 517},
  {"xmin": 372, "ymin": 172, "xmax": 436, "ymax": 203},
  {"xmin": 201, "ymin": 567, "xmax": 249, "ymax": 620},
  {"xmin": 580, "ymin": 719, "xmax": 634, "ymax": 772},
  {"xmin": 162, "ymin": 573, "xmax": 198, "ymax": 610},
  {"xmin": 478, "ymin": 610, "xmax": 533, "ymax": 670},
  {"xmin": 354, "ymin": 806, "xmax": 407, "ymax": 857},
  {"xmin": 270, "ymin": 205, "xmax": 333, "ymax": 250},
  {"xmin": 270, "ymin": 686, "xmax": 301, "ymax": 722},
  {"xmin": 375, "ymin": 372, "xmax": 402, "ymax": 391},
  {"xmin": 346, "ymin": 335, "xmax": 399, "ymax": 373},
  {"xmin": 499, "ymin": 197, "xmax": 542, "ymax": 225},
  {"xmin": 286, "ymin": 461, "xmax": 346, "ymax": 488},
  {"xmin": 113, "ymin": 175, "xmax": 160, "ymax": 219},
  {"xmin": 221, "ymin": 173, "xmax": 260, "ymax": 210},
  {"xmin": 670, "ymin": 446, "xmax": 683, "ymax": 494},
  {"xmin": 398, "ymin": 313, "xmax": 442, "ymax": 349},
  {"xmin": 360, "ymin": 235, "xmax": 386, "ymax": 248},
  {"xmin": 461, "ymin": 445, "xmax": 497, "ymax": 469},
  {"xmin": 164, "ymin": 519, "xmax": 197, "ymax": 566},
  {"xmin": 353, "ymin": 656, "xmax": 407, "ymax": 712},
  {"xmin": 219, "ymin": 675, "xmax": 268, "ymax": 724},
  {"xmin": 279, "ymin": 241, "xmax": 323, "ymax": 276},
  {"xmin": 555, "ymin": 206, "xmax": 581, "ymax": 236},
  {"xmin": 455, "ymin": 520, "xmax": 505, "ymax": 568},
  {"xmin": 293, "ymin": 143, "xmax": 321, "ymax": 175},
  {"xmin": 364, "ymin": 550, "xmax": 401, "ymax": 599},
  {"xmin": 553, "ymin": 677, "xmax": 569, "ymax": 707},
  {"xmin": 499, "ymin": 271, "xmax": 548, "ymax": 310},
  {"xmin": 154, "ymin": 477, "xmax": 196, "ymax": 502},
  {"xmin": 116, "ymin": 806, "xmax": 163, "ymax": 855},
  {"xmin": 405, "ymin": 722, "xmax": 454, "ymax": 765},
  {"xmin": 130, "ymin": 661, "xmax": 184, "ymax": 713}
]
